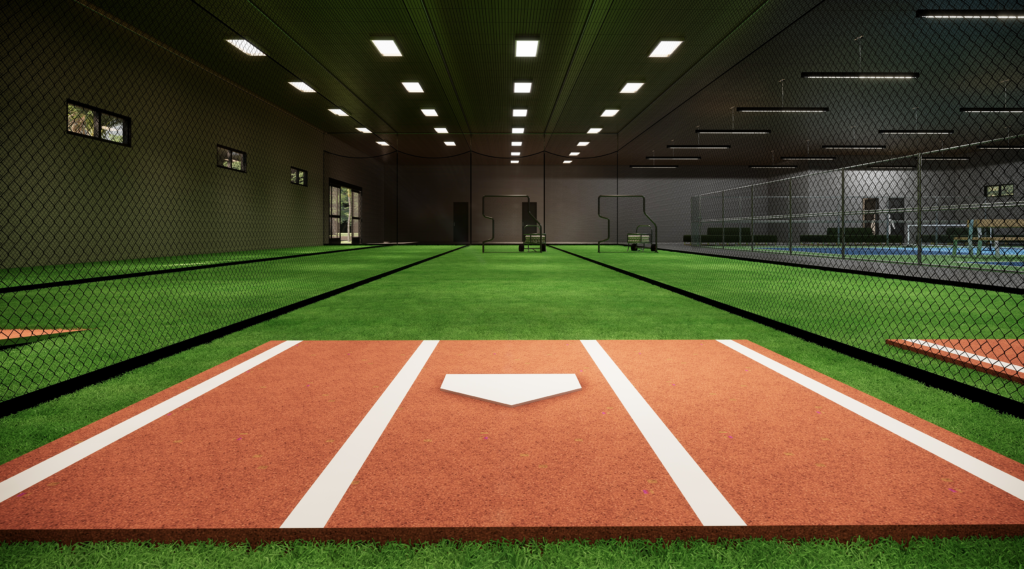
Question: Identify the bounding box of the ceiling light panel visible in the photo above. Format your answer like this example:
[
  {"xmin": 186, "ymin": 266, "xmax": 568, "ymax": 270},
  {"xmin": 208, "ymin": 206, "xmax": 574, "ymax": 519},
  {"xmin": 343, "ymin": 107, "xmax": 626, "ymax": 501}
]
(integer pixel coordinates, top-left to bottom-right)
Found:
[
  {"xmin": 601, "ymin": 109, "xmax": 619, "ymax": 117},
  {"xmin": 511, "ymin": 160, "xmax": 520, "ymax": 164},
  {"xmin": 511, "ymin": 141, "xmax": 522, "ymax": 146},
  {"xmin": 516, "ymin": 38, "xmax": 539, "ymax": 57},
  {"xmin": 649, "ymin": 40, "xmax": 682, "ymax": 58},
  {"xmin": 328, "ymin": 109, "xmax": 348, "ymax": 116},
  {"xmin": 402, "ymin": 82, "xmax": 423, "ymax": 93},
  {"xmin": 226, "ymin": 39, "xmax": 264, "ymax": 56},
  {"xmin": 511, "ymin": 152, "xmax": 521, "ymax": 156},
  {"xmin": 513, "ymin": 109, "xmax": 528, "ymax": 117},
  {"xmin": 421, "ymin": 108, "xmax": 438, "ymax": 116},
  {"xmin": 570, "ymin": 152, "xmax": 580, "ymax": 156},
  {"xmin": 563, "ymin": 160, "xmax": 572, "ymax": 164},
  {"xmin": 587, "ymin": 128, "xmax": 602, "ymax": 134},
  {"xmin": 620, "ymin": 82, "xmax": 644, "ymax": 93},
  {"xmin": 356, "ymin": 127, "xmax": 371, "ymax": 133},
  {"xmin": 289, "ymin": 82, "xmax": 315, "ymax": 93},
  {"xmin": 514, "ymin": 82, "xmax": 532, "ymax": 93},
  {"xmin": 444, "ymin": 141, "xmax": 456, "ymax": 146},
  {"xmin": 512, "ymin": 128, "xmax": 525, "ymax": 134},
  {"xmin": 371, "ymin": 39, "xmax": 402, "ymax": 57},
  {"xmin": 376, "ymin": 141, "xmax": 389, "ymax": 146},
  {"xmin": 435, "ymin": 127, "xmax": 448, "ymax": 133},
  {"xmin": 577, "ymin": 141, "xmax": 589, "ymax": 146}
]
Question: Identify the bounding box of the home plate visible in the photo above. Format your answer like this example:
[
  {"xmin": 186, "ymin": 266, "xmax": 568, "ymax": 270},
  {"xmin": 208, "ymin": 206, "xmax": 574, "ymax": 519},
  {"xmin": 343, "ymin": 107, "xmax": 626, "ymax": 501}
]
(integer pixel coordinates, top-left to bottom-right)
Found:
[{"xmin": 440, "ymin": 374, "xmax": 582, "ymax": 406}]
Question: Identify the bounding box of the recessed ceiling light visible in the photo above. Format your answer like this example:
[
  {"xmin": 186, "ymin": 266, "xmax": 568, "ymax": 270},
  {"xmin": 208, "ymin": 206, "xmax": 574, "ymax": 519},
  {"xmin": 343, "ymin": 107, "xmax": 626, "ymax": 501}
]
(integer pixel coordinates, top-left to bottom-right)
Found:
[
  {"xmin": 444, "ymin": 141, "xmax": 456, "ymax": 147},
  {"xmin": 917, "ymin": 9, "xmax": 1024, "ymax": 19},
  {"xmin": 376, "ymin": 141, "xmax": 389, "ymax": 146},
  {"xmin": 356, "ymin": 127, "xmax": 371, "ymax": 134},
  {"xmin": 512, "ymin": 127, "xmax": 525, "ymax": 134},
  {"xmin": 421, "ymin": 108, "xmax": 438, "ymax": 117},
  {"xmin": 569, "ymin": 152, "xmax": 580, "ymax": 156},
  {"xmin": 514, "ymin": 82, "xmax": 532, "ymax": 93},
  {"xmin": 563, "ymin": 160, "xmax": 572, "ymax": 164},
  {"xmin": 577, "ymin": 141, "xmax": 589, "ymax": 146},
  {"xmin": 371, "ymin": 39, "xmax": 402, "ymax": 57},
  {"xmin": 435, "ymin": 127, "xmax": 448, "ymax": 133},
  {"xmin": 328, "ymin": 108, "xmax": 348, "ymax": 116},
  {"xmin": 513, "ymin": 109, "xmax": 528, "ymax": 117},
  {"xmin": 511, "ymin": 141, "xmax": 522, "ymax": 146},
  {"xmin": 620, "ymin": 82, "xmax": 644, "ymax": 93},
  {"xmin": 737, "ymin": 107, "xmax": 828, "ymax": 113},
  {"xmin": 516, "ymin": 38, "xmax": 539, "ymax": 57},
  {"xmin": 511, "ymin": 160, "xmax": 520, "ymax": 164},
  {"xmin": 649, "ymin": 40, "xmax": 682, "ymax": 58},
  {"xmin": 588, "ymin": 128, "xmax": 602, "ymax": 134},
  {"xmin": 226, "ymin": 39, "xmax": 264, "ymax": 56},
  {"xmin": 802, "ymin": 72, "xmax": 918, "ymax": 79},
  {"xmin": 511, "ymin": 152, "xmax": 521, "ymax": 156},
  {"xmin": 402, "ymin": 82, "xmax": 424, "ymax": 93},
  {"xmin": 601, "ymin": 109, "xmax": 619, "ymax": 117},
  {"xmin": 289, "ymin": 82, "xmax": 315, "ymax": 93}
]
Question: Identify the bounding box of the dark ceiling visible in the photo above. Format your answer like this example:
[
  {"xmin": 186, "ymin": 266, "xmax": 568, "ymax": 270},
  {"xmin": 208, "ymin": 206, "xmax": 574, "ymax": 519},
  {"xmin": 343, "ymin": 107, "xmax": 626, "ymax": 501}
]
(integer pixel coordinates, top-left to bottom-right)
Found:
[{"xmin": 87, "ymin": 0, "xmax": 1024, "ymax": 169}]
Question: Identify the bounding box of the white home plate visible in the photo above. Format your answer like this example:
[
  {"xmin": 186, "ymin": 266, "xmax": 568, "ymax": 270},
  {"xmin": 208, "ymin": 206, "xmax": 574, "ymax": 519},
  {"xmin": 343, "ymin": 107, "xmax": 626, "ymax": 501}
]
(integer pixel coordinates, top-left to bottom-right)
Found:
[{"xmin": 440, "ymin": 374, "xmax": 582, "ymax": 406}]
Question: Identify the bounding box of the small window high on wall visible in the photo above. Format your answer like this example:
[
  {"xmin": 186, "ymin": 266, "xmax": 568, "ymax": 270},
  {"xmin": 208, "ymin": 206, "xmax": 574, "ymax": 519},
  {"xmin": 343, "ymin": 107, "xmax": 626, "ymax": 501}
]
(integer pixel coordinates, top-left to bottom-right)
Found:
[
  {"xmin": 67, "ymin": 101, "xmax": 130, "ymax": 146},
  {"xmin": 217, "ymin": 145, "xmax": 246, "ymax": 172},
  {"xmin": 291, "ymin": 167, "xmax": 307, "ymax": 186}
]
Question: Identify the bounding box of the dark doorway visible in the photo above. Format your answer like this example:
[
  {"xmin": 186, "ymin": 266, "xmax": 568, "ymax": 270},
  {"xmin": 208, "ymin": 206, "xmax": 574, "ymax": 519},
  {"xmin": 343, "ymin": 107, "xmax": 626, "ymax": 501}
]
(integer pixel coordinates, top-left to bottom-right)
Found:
[
  {"xmin": 453, "ymin": 201, "xmax": 469, "ymax": 244},
  {"xmin": 522, "ymin": 201, "xmax": 539, "ymax": 234},
  {"xmin": 328, "ymin": 180, "xmax": 361, "ymax": 245}
]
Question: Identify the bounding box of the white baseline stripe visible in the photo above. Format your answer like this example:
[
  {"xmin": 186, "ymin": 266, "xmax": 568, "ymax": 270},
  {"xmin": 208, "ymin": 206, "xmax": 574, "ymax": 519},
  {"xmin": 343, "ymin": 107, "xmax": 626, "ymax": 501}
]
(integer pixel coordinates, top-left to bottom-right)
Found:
[
  {"xmin": 581, "ymin": 340, "xmax": 745, "ymax": 526},
  {"xmin": 0, "ymin": 340, "xmax": 301, "ymax": 504},
  {"xmin": 719, "ymin": 339, "xmax": 1024, "ymax": 503},
  {"xmin": 903, "ymin": 339, "xmax": 1024, "ymax": 374},
  {"xmin": 281, "ymin": 339, "xmax": 439, "ymax": 528}
]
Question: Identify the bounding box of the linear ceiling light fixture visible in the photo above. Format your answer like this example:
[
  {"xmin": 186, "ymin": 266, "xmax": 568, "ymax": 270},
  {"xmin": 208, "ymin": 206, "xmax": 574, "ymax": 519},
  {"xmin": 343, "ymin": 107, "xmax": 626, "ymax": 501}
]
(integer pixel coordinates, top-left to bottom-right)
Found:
[
  {"xmin": 376, "ymin": 141, "xmax": 389, "ymax": 146},
  {"xmin": 696, "ymin": 129, "xmax": 770, "ymax": 135},
  {"xmin": 823, "ymin": 144, "xmax": 885, "ymax": 149},
  {"xmin": 328, "ymin": 108, "xmax": 348, "ymax": 116},
  {"xmin": 511, "ymin": 141, "xmax": 522, "ymax": 146},
  {"xmin": 402, "ymin": 82, "xmax": 423, "ymax": 93},
  {"xmin": 620, "ymin": 82, "xmax": 644, "ymax": 93},
  {"xmin": 802, "ymin": 72, "xmax": 919, "ymax": 79},
  {"xmin": 512, "ymin": 127, "xmax": 525, "ymax": 134},
  {"xmin": 961, "ymin": 107, "xmax": 1024, "ymax": 113},
  {"xmin": 601, "ymin": 109, "xmax": 619, "ymax": 117},
  {"xmin": 444, "ymin": 141, "xmax": 456, "ymax": 146},
  {"xmin": 514, "ymin": 82, "xmax": 532, "ymax": 93},
  {"xmin": 879, "ymin": 129, "xmax": 953, "ymax": 135},
  {"xmin": 667, "ymin": 144, "xmax": 730, "ymax": 149},
  {"xmin": 226, "ymin": 39, "xmax": 264, "ymax": 56},
  {"xmin": 434, "ymin": 127, "xmax": 448, "ymax": 133},
  {"xmin": 749, "ymin": 165, "xmax": 797, "ymax": 169},
  {"xmin": 421, "ymin": 108, "xmax": 438, "ymax": 116},
  {"xmin": 570, "ymin": 152, "xmax": 580, "ymax": 156},
  {"xmin": 649, "ymin": 40, "xmax": 683, "ymax": 58},
  {"xmin": 577, "ymin": 141, "xmax": 590, "ymax": 146},
  {"xmin": 289, "ymin": 82, "xmax": 315, "ymax": 92},
  {"xmin": 736, "ymin": 107, "xmax": 828, "ymax": 113},
  {"xmin": 516, "ymin": 37, "xmax": 539, "ymax": 57},
  {"xmin": 356, "ymin": 127, "xmax": 371, "ymax": 134},
  {"xmin": 917, "ymin": 10, "xmax": 1024, "ymax": 19},
  {"xmin": 371, "ymin": 39, "xmax": 402, "ymax": 57},
  {"xmin": 513, "ymin": 109, "xmax": 528, "ymax": 117},
  {"xmin": 646, "ymin": 156, "xmax": 699, "ymax": 160},
  {"xmin": 781, "ymin": 156, "xmax": 834, "ymax": 161},
  {"xmin": 511, "ymin": 152, "xmax": 521, "ymax": 156},
  {"xmin": 563, "ymin": 160, "xmax": 572, "ymax": 164},
  {"xmin": 588, "ymin": 128, "xmax": 602, "ymax": 134},
  {"xmin": 511, "ymin": 160, "xmax": 519, "ymax": 164}
]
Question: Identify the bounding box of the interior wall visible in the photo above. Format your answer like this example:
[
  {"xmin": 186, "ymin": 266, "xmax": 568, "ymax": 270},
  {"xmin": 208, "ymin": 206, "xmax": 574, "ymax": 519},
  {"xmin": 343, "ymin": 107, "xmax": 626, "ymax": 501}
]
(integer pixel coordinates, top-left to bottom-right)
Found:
[{"xmin": 1, "ymin": 1, "xmax": 324, "ymax": 269}]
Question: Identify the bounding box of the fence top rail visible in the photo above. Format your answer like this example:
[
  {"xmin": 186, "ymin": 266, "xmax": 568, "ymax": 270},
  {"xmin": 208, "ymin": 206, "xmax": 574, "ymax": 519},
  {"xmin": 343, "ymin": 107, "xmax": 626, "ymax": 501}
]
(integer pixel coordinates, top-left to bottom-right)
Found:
[{"xmin": 695, "ymin": 132, "xmax": 1024, "ymax": 199}]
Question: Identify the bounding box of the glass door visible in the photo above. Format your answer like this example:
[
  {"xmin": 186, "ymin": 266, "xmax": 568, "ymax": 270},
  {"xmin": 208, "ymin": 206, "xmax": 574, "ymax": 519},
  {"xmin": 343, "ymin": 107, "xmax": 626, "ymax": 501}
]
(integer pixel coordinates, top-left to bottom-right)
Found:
[{"xmin": 328, "ymin": 182, "xmax": 361, "ymax": 244}]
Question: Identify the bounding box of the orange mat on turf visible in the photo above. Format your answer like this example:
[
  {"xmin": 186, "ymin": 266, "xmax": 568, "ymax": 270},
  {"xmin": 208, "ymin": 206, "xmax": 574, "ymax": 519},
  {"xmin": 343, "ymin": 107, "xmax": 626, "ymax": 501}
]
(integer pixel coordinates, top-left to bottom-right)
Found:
[{"xmin": 887, "ymin": 339, "xmax": 1023, "ymax": 384}]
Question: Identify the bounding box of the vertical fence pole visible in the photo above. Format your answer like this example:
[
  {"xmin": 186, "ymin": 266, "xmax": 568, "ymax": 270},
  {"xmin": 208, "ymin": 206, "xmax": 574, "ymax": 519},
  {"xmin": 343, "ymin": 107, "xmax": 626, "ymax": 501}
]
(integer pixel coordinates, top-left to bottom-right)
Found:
[
  {"xmin": 788, "ymin": 178, "xmax": 793, "ymax": 255},
  {"xmin": 916, "ymin": 153, "xmax": 923, "ymax": 265},
  {"xmin": 840, "ymin": 169, "xmax": 846, "ymax": 259},
  {"xmin": 721, "ymin": 190, "xmax": 725, "ymax": 249},
  {"xmin": 750, "ymin": 186, "xmax": 755, "ymax": 251},
  {"xmin": 968, "ymin": 218, "xmax": 974, "ymax": 256}
]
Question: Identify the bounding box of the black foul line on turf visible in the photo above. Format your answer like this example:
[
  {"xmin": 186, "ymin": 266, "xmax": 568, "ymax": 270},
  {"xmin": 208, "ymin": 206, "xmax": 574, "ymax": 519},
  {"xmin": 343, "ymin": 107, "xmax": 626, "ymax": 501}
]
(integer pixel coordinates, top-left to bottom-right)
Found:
[
  {"xmin": 551, "ymin": 246, "xmax": 1024, "ymax": 420},
  {"xmin": 0, "ymin": 246, "xmax": 465, "ymax": 419},
  {"xmin": 0, "ymin": 245, "xmax": 392, "ymax": 294}
]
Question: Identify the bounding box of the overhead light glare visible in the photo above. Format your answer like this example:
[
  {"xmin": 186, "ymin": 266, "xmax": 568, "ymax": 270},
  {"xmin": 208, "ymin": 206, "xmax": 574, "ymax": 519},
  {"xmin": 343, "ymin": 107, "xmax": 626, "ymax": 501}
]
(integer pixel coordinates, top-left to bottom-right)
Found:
[
  {"xmin": 511, "ymin": 141, "xmax": 522, "ymax": 146},
  {"xmin": 402, "ymin": 82, "xmax": 424, "ymax": 93},
  {"xmin": 514, "ymin": 82, "xmax": 532, "ymax": 93},
  {"xmin": 444, "ymin": 141, "xmax": 456, "ymax": 147},
  {"xmin": 822, "ymin": 145, "xmax": 885, "ymax": 149},
  {"xmin": 371, "ymin": 39, "xmax": 402, "ymax": 57},
  {"xmin": 749, "ymin": 165, "xmax": 797, "ymax": 169},
  {"xmin": 620, "ymin": 82, "xmax": 644, "ymax": 94},
  {"xmin": 511, "ymin": 152, "xmax": 521, "ymax": 156},
  {"xmin": 563, "ymin": 160, "xmax": 572, "ymax": 164},
  {"xmin": 511, "ymin": 160, "xmax": 520, "ymax": 164},
  {"xmin": 376, "ymin": 141, "xmax": 389, "ymax": 146},
  {"xmin": 802, "ymin": 72, "xmax": 919, "ymax": 79},
  {"xmin": 631, "ymin": 165, "xmax": 677, "ymax": 169},
  {"xmin": 646, "ymin": 156, "xmax": 700, "ymax": 160},
  {"xmin": 736, "ymin": 107, "xmax": 828, "ymax": 113},
  {"xmin": 649, "ymin": 40, "xmax": 683, "ymax": 58},
  {"xmin": 587, "ymin": 128, "xmax": 602, "ymax": 134},
  {"xmin": 516, "ymin": 38, "xmax": 539, "ymax": 57},
  {"xmin": 513, "ymin": 109, "xmax": 528, "ymax": 117},
  {"xmin": 512, "ymin": 127, "xmax": 525, "ymax": 134},
  {"xmin": 696, "ymin": 130, "xmax": 770, "ymax": 135},
  {"xmin": 781, "ymin": 156, "xmax": 834, "ymax": 161},
  {"xmin": 421, "ymin": 108, "xmax": 438, "ymax": 117},
  {"xmin": 569, "ymin": 152, "xmax": 580, "ymax": 156},
  {"xmin": 879, "ymin": 129, "xmax": 953, "ymax": 135},
  {"xmin": 601, "ymin": 109, "xmax": 619, "ymax": 117},
  {"xmin": 328, "ymin": 108, "xmax": 348, "ymax": 116},
  {"xmin": 917, "ymin": 10, "xmax": 1024, "ymax": 19},
  {"xmin": 226, "ymin": 39, "xmax": 264, "ymax": 56},
  {"xmin": 434, "ymin": 127, "xmax": 448, "ymax": 134},
  {"xmin": 667, "ymin": 145, "xmax": 730, "ymax": 150},
  {"xmin": 960, "ymin": 107, "xmax": 1024, "ymax": 113},
  {"xmin": 356, "ymin": 127, "xmax": 371, "ymax": 134},
  {"xmin": 577, "ymin": 141, "xmax": 590, "ymax": 146},
  {"xmin": 289, "ymin": 82, "xmax": 315, "ymax": 93}
]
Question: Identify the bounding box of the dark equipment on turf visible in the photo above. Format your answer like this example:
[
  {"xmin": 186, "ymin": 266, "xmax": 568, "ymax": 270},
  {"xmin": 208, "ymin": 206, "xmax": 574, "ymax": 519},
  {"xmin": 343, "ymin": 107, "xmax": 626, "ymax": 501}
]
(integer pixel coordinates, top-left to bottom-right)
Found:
[
  {"xmin": 597, "ymin": 195, "xmax": 658, "ymax": 253},
  {"xmin": 482, "ymin": 195, "xmax": 546, "ymax": 252}
]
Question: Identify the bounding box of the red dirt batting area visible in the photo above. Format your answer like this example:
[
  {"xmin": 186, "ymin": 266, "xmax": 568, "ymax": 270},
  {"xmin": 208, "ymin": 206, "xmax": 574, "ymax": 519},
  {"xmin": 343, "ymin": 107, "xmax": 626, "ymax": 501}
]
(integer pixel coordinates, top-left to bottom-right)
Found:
[
  {"xmin": 887, "ymin": 339, "xmax": 1023, "ymax": 384},
  {"xmin": 0, "ymin": 339, "xmax": 1022, "ymax": 546},
  {"xmin": 0, "ymin": 329, "xmax": 86, "ymax": 347}
]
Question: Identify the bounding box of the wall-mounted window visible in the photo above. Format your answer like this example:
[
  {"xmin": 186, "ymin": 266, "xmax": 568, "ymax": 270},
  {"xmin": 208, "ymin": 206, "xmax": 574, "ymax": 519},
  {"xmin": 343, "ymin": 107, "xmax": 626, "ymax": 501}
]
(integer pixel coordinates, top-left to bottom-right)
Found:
[
  {"xmin": 291, "ymin": 167, "xmax": 307, "ymax": 186},
  {"xmin": 985, "ymin": 184, "xmax": 1014, "ymax": 198},
  {"xmin": 217, "ymin": 145, "xmax": 246, "ymax": 172},
  {"xmin": 66, "ymin": 101, "xmax": 131, "ymax": 146}
]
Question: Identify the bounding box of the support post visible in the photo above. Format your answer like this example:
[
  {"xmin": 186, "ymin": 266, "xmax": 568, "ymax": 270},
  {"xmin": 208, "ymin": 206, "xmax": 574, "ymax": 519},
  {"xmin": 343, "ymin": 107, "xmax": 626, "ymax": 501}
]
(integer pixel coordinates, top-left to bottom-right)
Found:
[
  {"xmin": 788, "ymin": 179, "xmax": 793, "ymax": 255},
  {"xmin": 916, "ymin": 153, "xmax": 923, "ymax": 265},
  {"xmin": 750, "ymin": 186, "xmax": 755, "ymax": 251},
  {"xmin": 721, "ymin": 191, "xmax": 725, "ymax": 248},
  {"xmin": 968, "ymin": 218, "xmax": 974, "ymax": 256},
  {"xmin": 840, "ymin": 170, "xmax": 846, "ymax": 259}
]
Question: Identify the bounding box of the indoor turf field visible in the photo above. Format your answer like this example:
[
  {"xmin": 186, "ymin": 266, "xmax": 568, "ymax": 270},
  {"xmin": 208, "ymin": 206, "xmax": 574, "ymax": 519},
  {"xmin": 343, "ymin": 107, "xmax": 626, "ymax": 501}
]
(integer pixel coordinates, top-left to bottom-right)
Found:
[{"xmin": 2, "ymin": 245, "xmax": 1023, "ymax": 567}]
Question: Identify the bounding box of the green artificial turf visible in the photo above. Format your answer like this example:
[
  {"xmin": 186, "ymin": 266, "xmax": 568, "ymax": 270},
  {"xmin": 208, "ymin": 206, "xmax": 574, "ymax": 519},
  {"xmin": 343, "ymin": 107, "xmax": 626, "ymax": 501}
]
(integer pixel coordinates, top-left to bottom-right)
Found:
[
  {"xmin": 1, "ymin": 245, "xmax": 1023, "ymax": 567},
  {"xmin": 563, "ymin": 245, "xmax": 1024, "ymax": 403}
]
